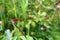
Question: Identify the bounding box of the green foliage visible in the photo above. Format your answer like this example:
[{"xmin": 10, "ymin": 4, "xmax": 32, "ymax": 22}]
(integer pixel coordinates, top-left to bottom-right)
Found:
[{"xmin": 0, "ymin": 0, "xmax": 60, "ymax": 40}]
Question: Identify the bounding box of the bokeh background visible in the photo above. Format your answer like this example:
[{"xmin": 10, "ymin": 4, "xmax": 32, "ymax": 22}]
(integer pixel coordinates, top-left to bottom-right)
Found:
[{"xmin": 0, "ymin": 0, "xmax": 60, "ymax": 40}]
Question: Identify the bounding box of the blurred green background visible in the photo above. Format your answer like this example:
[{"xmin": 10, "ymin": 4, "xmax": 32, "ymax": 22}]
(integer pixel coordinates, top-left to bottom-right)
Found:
[{"xmin": 0, "ymin": 0, "xmax": 60, "ymax": 40}]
